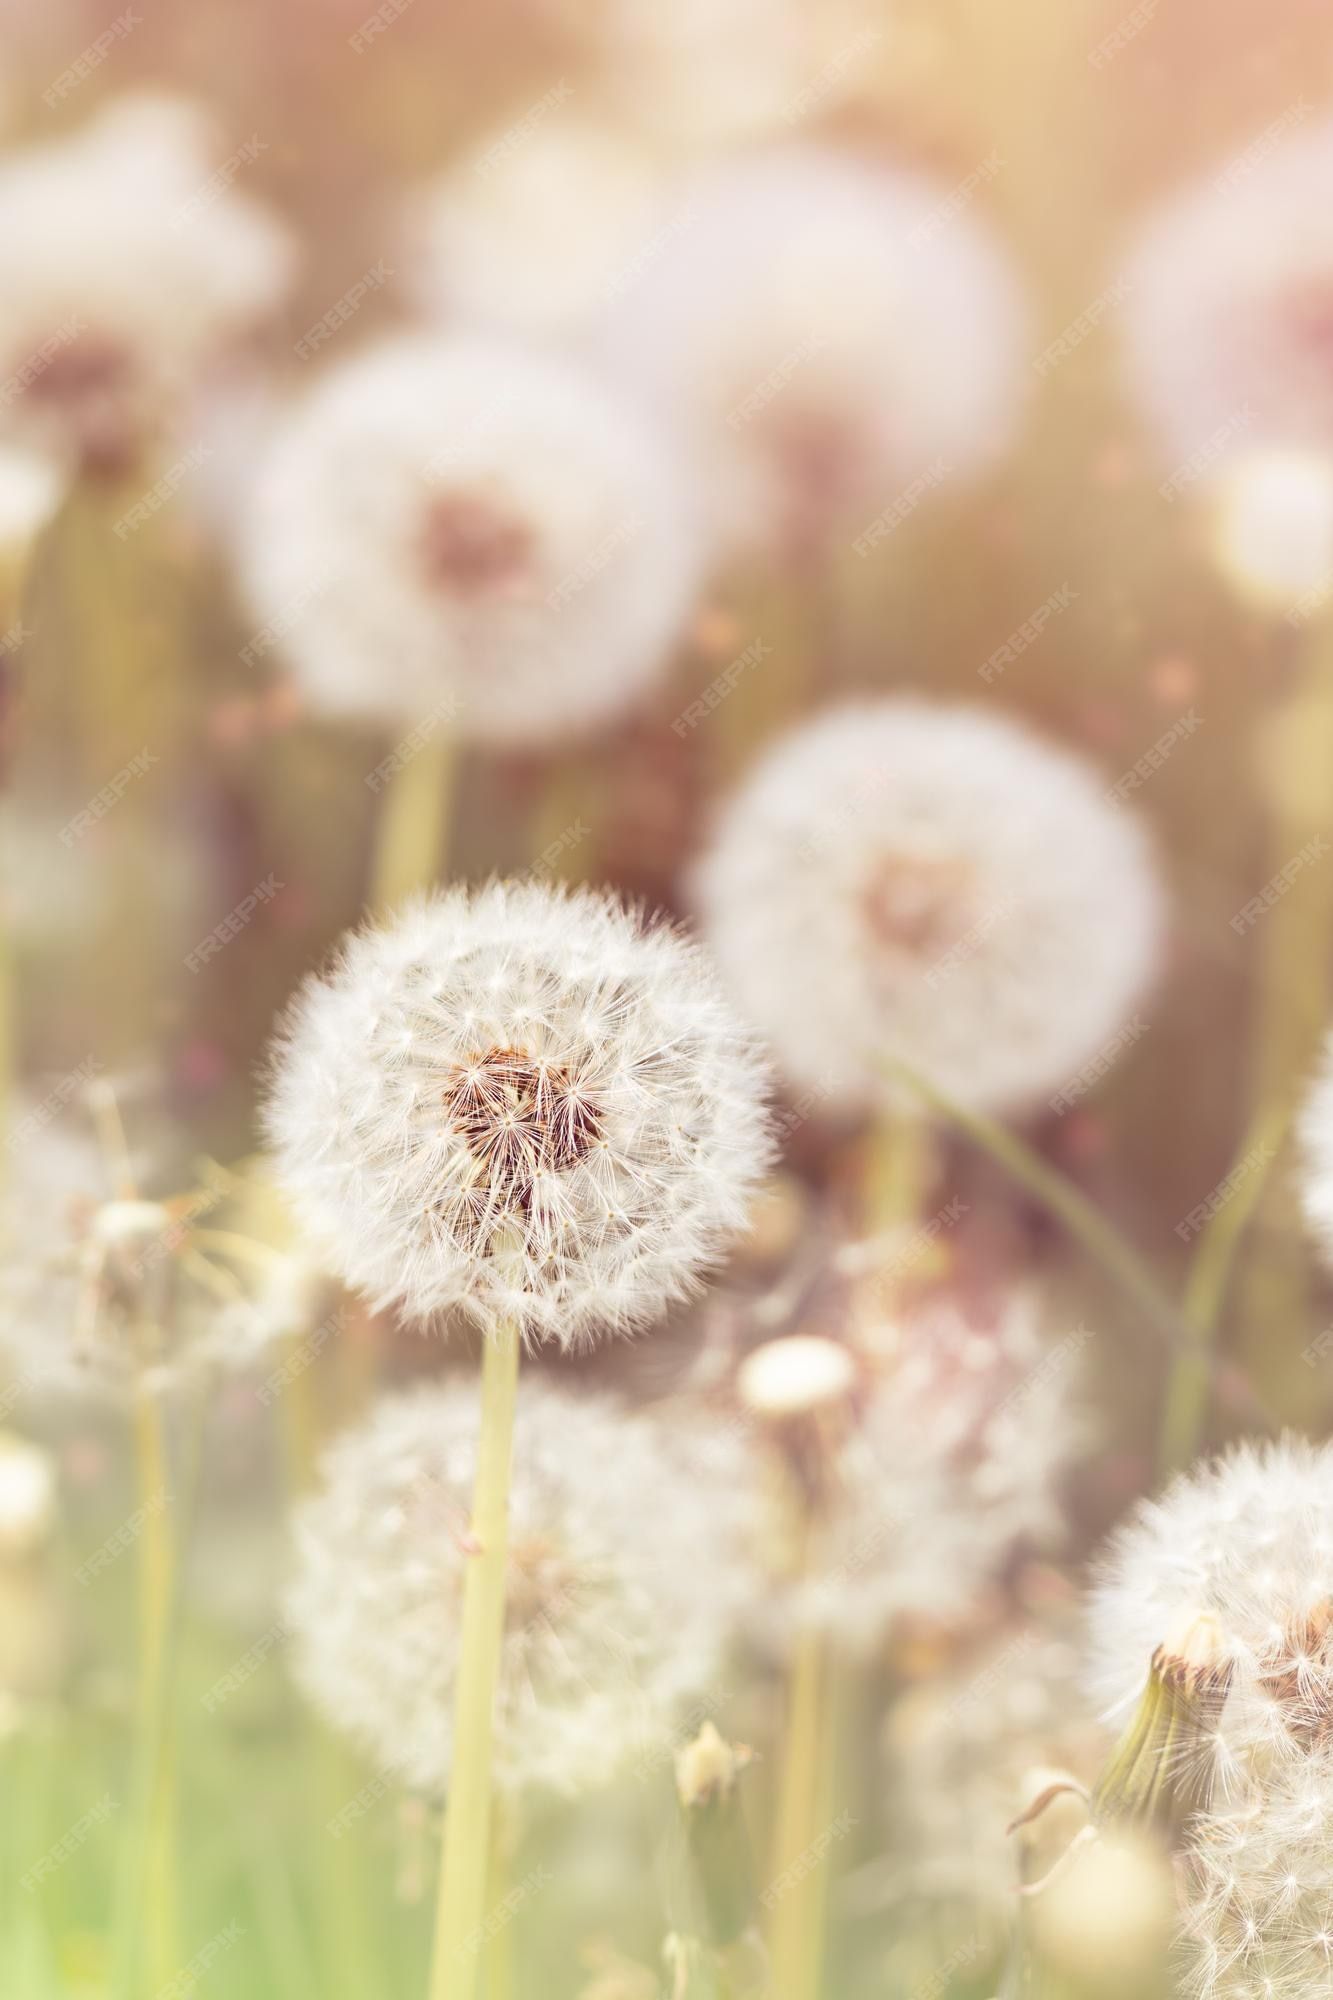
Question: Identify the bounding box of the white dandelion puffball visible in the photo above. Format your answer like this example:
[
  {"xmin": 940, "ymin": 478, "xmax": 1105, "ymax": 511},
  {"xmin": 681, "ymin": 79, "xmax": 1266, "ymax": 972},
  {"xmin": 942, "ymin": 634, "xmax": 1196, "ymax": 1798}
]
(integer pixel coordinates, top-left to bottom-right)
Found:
[
  {"xmin": 694, "ymin": 700, "xmax": 1163, "ymax": 1119},
  {"xmin": 885, "ymin": 1617, "xmax": 1109, "ymax": 1942},
  {"xmin": 1300, "ymin": 1034, "xmax": 1333, "ymax": 1266},
  {"xmin": 1182, "ymin": 1750, "xmax": 1333, "ymax": 1999},
  {"xmin": 401, "ymin": 111, "xmax": 666, "ymax": 339},
  {"xmin": 1089, "ymin": 1438, "xmax": 1333, "ymax": 1797},
  {"xmin": 263, "ymin": 881, "xmax": 772, "ymax": 1347},
  {"xmin": 596, "ymin": 145, "xmax": 1028, "ymax": 556},
  {"xmin": 0, "ymin": 1095, "xmax": 296, "ymax": 1405},
  {"xmin": 235, "ymin": 332, "xmax": 702, "ymax": 742},
  {"xmin": 1120, "ymin": 114, "xmax": 1333, "ymax": 469},
  {"xmin": 0, "ymin": 93, "xmax": 295, "ymax": 466},
  {"xmin": 746, "ymin": 1290, "xmax": 1081, "ymax": 1653},
  {"xmin": 285, "ymin": 1379, "xmax": 753, "ymax": 1796}
]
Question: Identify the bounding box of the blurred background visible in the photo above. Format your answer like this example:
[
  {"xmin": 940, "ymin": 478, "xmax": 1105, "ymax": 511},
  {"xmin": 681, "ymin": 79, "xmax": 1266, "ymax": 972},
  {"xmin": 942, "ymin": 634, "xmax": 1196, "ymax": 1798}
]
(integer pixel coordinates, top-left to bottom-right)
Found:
[{"xmin": 5, "ymin": 2, "xmax": 1333, "ymax": 1996}]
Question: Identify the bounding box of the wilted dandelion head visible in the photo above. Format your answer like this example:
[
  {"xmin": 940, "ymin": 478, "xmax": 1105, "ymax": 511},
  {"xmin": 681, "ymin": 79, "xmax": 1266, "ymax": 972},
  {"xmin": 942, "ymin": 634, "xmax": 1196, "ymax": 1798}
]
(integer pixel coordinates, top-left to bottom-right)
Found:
[
  {"xmin": 285, "ymin": 1379, "xmax": 753, "ymax": 1796},
  {"xmin": 1182, "ymin": 1749, "xmax": 1333, "ymax": 1998},
  {"xmin": 236, "ymin": 332, "xmax": 702, "ymax": 742},
  {"xmin": 1120, "ymin": 115, "xmax": 1333, "ymax": 468},
  {"xmin": 694, "ymin": 700, "xmax": 1163, "ymax": 1118},
  {"xmin": 0, "ymin": 93, "xmax": 295, "ymax": 469},
  {"xmin": 401, "ymin": 111, "xmax": 664, "ymax": 339},
  {"xmin": 263, "ymin": 881, "xmax": 772, "ymax": 1347},
  {"xmin": 0, "ymin": 1433, "xmax": 56, "ymax": 1556},
  {"xmin": 597, "ymin": 145, "xmax": 1028, "ymax": 557},
  {"xmin": 1090, "ymin": 1439, "xmax": 1333, "ymax": 1796}
]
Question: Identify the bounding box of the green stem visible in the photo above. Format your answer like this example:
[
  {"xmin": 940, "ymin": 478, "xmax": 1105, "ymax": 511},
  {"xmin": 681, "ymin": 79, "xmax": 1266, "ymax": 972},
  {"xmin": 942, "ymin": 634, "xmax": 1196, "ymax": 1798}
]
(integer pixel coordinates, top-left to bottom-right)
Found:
[
  {"xmin": 370, "ymin": 732, "xmax": 457, "ymax": 915},
  {"xmin": 427, "ymin": 1314, "xmax": 521, "ymax": 2000},
  {"xmin": 766, "ymin": 1563, "xmax": 829, "ymax": 2000},
  {"xmin": 887, "ymin": 1058, "xmax": 1278, "ymax": 1435},
  {"xmin": 1157, "ymin": 1103, "xmax": 1289, "ymax": 1475}
]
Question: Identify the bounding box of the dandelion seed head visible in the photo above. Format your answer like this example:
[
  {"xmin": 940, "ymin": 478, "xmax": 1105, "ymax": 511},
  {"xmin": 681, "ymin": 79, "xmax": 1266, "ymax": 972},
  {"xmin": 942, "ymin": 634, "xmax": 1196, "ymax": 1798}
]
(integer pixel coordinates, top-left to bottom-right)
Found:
[
  {"xmin": 236, "ymin": 332, "xmax": 702, "ymax": 741},
  {"xmin": 0, "ymin": 1094, "xmax": 297, "ymax": 1405},
  {"xmin": 0, "ymin": 93, "xmax": 295, "ymax": 467},
  {"xmin": 262, "ymin": 881, "xmax": 772, "ymax": 1347},
  {"xmin": 284, "ymin": 1378, "xmax": 755, "ymax": 1796},
  {"xmin": 401, "ymin": 110, "xmax": 664, "ymax": 339},
  {"xmin": 596, "ymin": 145, "xmax": 1028, "ymax": 557},
  {"xmin": 1090, "ymin": 1439, "xmax": 1333, "ymax": 1795},
  {"xmin": 1182, "ymin": 1748, "xmax": 1333, "ymax": 1997},
  {"xmin": 1120, "ymin": 115, "xmax": 1333, "ymax": 469},
  {"xmin": 748, "ymin": 1289, "xmax": 1081, "ymax": 1652},
  {"xmin": 695, "ymin": 700, "xmax": 1163, "ymax": 1117}
]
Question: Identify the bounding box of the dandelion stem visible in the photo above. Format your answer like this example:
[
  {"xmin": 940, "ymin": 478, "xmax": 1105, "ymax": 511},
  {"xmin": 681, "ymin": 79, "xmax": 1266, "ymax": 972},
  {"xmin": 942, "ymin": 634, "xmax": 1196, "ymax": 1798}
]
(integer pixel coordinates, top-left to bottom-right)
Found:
[
  {"xmin": 887, "ymin": 1058, "xmax": 1279, "ymax": 1435},
  {"xmin": 132, "ymin": 1379, "xmax": 177, "ymax": 1993},
  {"xmin": 1236, "ymin": 613, "xmax": 1333, "ymax": 1394},
  {"xmin": 427, "ymin": 1312, "xmax": 521, "ymax": 2000},
  {"xmin": 371, "ymin": 731, "xmax": 457, "ymax": 914},
  {"xmin": 766, "ymin": 1557, "xmax": 830, "ymax": 2000},
  {"xmin": 865, "ymin": 1107, "xmax": 931, "ymax": 1238},
  {"xmin": 1157, "ymin": 1103, "xmax": 1288, "ymax": 1475}
]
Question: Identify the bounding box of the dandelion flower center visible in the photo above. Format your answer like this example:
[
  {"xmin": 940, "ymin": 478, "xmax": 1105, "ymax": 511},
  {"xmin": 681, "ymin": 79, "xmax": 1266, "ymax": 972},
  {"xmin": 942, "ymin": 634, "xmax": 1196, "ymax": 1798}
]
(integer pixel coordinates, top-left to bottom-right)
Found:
[
  {"xmin": 418, "ymin": 490, "xmax": 538, "ymax": 600},
  {"xmin": 441, "ymin": 1046, "xmax": 603, "ymax": 1212},
  {"xmin": 861, "ymin": 849, "xmax": 978, "ymax": 962}
]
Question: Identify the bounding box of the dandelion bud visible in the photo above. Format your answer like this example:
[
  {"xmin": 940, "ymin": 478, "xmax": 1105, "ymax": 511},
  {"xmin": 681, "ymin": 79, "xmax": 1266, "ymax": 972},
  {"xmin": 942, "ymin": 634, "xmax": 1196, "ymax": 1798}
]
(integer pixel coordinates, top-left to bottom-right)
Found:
[
  {"xmin": 675, "ymin": 1722, "xmax": 757, "ymax": 1948},
  {"xmin": 1027, "ymin": 1832, "xmax": 1175, "ymax": 1996},
  {"xmin": 1090, "ymin": 1440, "xmax": 1333, "ymax": 1803},
  {"xmin": 1092, "ymin": 1608, "xmax": 1233, "ymax": 1836}
]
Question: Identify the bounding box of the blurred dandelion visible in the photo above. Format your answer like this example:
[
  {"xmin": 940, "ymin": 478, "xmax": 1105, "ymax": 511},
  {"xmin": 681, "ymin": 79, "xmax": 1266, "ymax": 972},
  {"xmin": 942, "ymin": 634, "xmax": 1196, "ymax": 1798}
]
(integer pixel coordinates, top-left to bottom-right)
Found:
[
  {"xmin": 695, "ymin": 699, "xmax": 1163, "ymax": 1122},
  {"xmin": 597, "ymin": 146, "xmax": 1028, "ymax": 560},
  {"xmin": 285, "ymin": 1377, "xmax": 753, "ymax": 1797},
  {"xmin": 0, "ymin": 93, "xmax": 295, "ymax": 474}
]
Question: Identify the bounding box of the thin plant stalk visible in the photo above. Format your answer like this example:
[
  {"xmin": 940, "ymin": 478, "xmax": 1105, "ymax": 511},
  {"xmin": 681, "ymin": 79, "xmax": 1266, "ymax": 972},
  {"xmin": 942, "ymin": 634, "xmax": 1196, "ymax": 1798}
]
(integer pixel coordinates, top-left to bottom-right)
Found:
[
  {"xmin": 371, "ymin": 732, "xmax": 458, "ymax": 915},
  {"xmin": 1238, "ymin": 612, "xmax": 1333, "ymax": 1384},
  {"xmin": 887, "ymin": 1058, "xmax": 1279, "ymax": 1434},
  {"xmin": 131, "ymin": 1377, "xmax": 177, "ymax": 1993},
  {"xmin": 865, "ymin": 1106, "xmax": 930, "ymax": 1237},
  {"xmin": 766, "ymin": 1610, "xmax": 827, "ymax": 2000},
  {"xmin": 1157, "ymin": 1103, "xmax": 1288, "ymax": 1475},
  {"xmin": 426, "ymin": 1312, "xmax": 522, "ymax": 2000}
]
